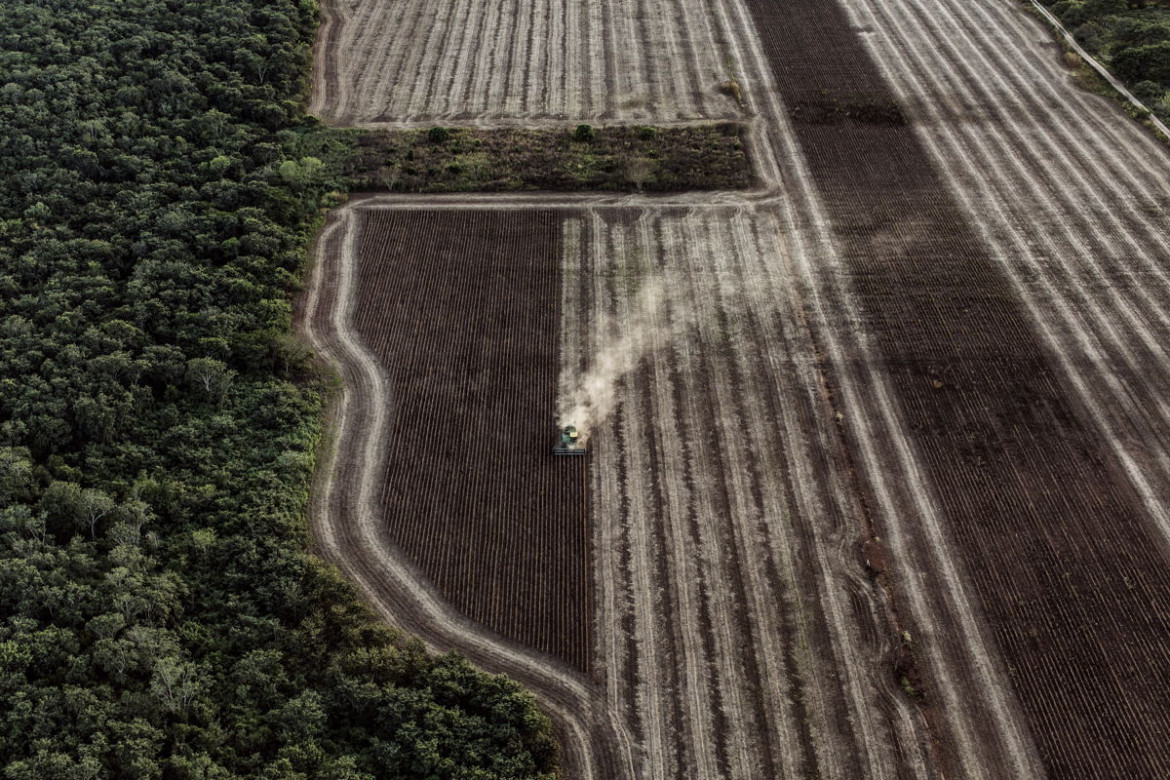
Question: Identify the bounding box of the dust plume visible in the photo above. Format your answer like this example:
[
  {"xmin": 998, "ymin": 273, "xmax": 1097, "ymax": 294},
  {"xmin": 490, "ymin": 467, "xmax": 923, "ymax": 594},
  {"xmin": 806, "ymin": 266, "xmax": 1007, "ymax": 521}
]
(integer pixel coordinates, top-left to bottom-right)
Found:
[{"xmin": 558, "ymin": 276, "xmax": 672, "ymax": 441}]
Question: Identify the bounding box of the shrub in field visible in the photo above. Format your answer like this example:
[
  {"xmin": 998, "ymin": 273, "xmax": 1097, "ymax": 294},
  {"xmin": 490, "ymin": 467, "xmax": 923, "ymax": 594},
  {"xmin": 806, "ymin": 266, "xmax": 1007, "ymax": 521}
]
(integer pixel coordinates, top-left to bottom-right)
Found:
[
  {"xmin": 573, "ymin": 123, "xmax": 596, "ymax": 142},
  {"xmin": 625, "ymin": 157, "xmax": 655, "ymax": 191},
  {"xmin": 719, "ymin": 79, "xmax": 744, "ymax": 104}
]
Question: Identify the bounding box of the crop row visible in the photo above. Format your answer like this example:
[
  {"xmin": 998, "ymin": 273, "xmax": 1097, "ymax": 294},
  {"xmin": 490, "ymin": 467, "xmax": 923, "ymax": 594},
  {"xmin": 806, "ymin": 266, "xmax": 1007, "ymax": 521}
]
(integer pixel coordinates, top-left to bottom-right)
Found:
[{"xmin": 563, "ymin": 206, "xmax": 941, "ymax": 778}]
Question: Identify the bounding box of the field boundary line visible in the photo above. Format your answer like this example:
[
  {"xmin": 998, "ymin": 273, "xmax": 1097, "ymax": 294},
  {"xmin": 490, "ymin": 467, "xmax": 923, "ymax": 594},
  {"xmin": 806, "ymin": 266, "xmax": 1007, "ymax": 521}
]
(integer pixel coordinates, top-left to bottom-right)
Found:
[
  {"xmin": 345, "ymin": 117, "xmax": 747, "ymax": 130},
  {"xmin": 349, "ymin": 190, "xmax": 776, "ymax": 211}
]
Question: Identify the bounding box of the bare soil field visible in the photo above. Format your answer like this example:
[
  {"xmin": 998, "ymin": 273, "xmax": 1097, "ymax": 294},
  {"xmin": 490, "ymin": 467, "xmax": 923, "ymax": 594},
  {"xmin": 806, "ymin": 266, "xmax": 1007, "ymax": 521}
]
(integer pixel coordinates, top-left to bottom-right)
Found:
[
  {"xmin": 311, "ymin": 0, "xmax": 742, "ymax": 125},
  {"xmin": 349, "ymin": 209, "xmax": 589, "ymax": 670},
  {"xmin": 307, "ymin": 198, "xmax": 952, "ymax": 778},
  {"xmin": 743, "ymin": 0, "xmax": 1170, "ymax": 776},
  {"xmin": 300, "ymin": 201, "xmax": 630, "ymax": 778},
  {"xmin": 562, "ymin": 205, "xmax": 939, "ymax": 778},
  {"xmin": 302, "ymin": 0, "xmax": 1170, "ymax": 776}
]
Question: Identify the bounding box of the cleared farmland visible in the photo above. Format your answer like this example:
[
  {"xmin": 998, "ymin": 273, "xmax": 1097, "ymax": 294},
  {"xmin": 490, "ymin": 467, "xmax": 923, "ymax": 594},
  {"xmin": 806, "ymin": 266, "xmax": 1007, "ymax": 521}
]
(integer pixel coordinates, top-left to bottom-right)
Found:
[
  {"xmin": 311, "ymin": 0, "xmax": 742, "ymax": 125},
  {"xmin": 301, "ymin": 201, "xmax": 629, "ymax": 777},
  {"xmin": 303, "ymin": 0, "xmax": 1170, "ymax": 776},
  {"xmin": 562, "ymin": 205, "xmax": 944, "ymax": 778},
  {"xmin": 743, "ymin": 0, "xmax": 1170, "ymax": 776}
]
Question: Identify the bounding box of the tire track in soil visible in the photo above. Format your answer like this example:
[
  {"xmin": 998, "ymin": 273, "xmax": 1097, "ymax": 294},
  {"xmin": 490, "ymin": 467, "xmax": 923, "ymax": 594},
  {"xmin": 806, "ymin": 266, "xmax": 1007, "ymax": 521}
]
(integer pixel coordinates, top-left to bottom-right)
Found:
[
  {"xmin": 572, "ymin": 206, "xmax": 943, "ymax": 779},
  {"xmin": 858, "ymin": 0, "xmax": 1170, "ymax": 763},
  {"xmin": 743, "ymin": 0, "xmax": 1170, "ymax": 776},
  {"xmin": 854, "ymin": 0, "xmax": 1170, "ymax": 546},
  {"xmin": 305, "ymin": 192, "xmax": 973, "ymax": 779},
  {"xmin": 710, "ymin": 0, "xmax": 1035, "ymax": 767}
]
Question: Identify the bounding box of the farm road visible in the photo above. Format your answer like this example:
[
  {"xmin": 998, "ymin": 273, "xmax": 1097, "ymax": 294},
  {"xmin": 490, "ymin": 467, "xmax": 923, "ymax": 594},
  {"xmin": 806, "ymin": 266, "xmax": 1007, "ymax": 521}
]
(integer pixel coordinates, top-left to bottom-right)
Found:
[{"xmin": 303, "ymin": 0, "xmax": 1170, "ymax": 777}]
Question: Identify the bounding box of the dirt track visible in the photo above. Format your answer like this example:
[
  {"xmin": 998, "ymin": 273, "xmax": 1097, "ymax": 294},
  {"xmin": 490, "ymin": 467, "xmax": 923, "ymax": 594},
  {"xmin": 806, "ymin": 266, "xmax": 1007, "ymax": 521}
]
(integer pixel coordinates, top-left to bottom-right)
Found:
[{"xmin": 302, "ymin": 0, "xmax": 1170, "ymax": 777}]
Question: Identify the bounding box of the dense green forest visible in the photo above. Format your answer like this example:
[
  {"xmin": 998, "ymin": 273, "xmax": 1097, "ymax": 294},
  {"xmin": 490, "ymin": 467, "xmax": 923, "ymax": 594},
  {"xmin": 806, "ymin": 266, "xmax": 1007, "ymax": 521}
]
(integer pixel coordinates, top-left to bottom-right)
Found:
[
  {"xmin": 1043, "ymin": 0, "xmax": 1170, "ymax": 119},
  {"xmin": 0, "ymin": 1, "xmax": 557, "ymax": 778}
]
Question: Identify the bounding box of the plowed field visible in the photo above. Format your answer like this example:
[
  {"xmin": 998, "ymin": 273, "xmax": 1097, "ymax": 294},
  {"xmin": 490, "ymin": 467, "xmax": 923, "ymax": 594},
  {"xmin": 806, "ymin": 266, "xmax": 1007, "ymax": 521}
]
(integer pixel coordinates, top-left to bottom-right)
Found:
[
  {"xmin": 312, "ymin": 0, "xmax": 742, "ymax": 125},
  {"xmin": 741, "ymin": 0, "xmax": 1170, "ymax": 775},
  {"xmin": 563, "ymin": 205, "xmax": 939, "ymax": 778},
  {"xmin": 303, "ymin": 0, "xmax": 1170, "ymax": 777}
]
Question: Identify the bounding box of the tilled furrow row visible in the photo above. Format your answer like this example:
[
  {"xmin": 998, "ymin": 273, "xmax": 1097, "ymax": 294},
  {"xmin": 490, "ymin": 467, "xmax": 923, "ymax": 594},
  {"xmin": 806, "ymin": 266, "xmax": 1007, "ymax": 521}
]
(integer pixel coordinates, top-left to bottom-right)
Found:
[
  {"xmin": 860, "ymin": 0, "xmax": 1170, "ymax": 542},
  {"xmin": 742, "ymin": 0, "xmax": 1170, "ymax": 774},
  {"xmin": 343, "ymin": 209, "xmax": 590, "ymax": 671}
]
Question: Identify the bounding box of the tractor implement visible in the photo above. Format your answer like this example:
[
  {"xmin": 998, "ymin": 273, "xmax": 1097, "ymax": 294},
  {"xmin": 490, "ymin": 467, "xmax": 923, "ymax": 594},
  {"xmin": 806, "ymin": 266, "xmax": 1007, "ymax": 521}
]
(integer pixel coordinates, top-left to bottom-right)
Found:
[{"xmin": 554, "ymin": 424, "xmax": 587, "ymax": 456}]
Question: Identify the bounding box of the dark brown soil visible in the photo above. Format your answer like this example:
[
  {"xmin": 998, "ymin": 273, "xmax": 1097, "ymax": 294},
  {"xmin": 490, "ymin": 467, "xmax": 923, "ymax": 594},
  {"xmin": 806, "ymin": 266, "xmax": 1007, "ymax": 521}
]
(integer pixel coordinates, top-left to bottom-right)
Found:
[
  {"xmin": 350, "ymin": 209, "xmax": 590, "ymax": 671},
  {"xmin": 745, "ymin": 0, "xmax": 1170, "ymax": 776}
]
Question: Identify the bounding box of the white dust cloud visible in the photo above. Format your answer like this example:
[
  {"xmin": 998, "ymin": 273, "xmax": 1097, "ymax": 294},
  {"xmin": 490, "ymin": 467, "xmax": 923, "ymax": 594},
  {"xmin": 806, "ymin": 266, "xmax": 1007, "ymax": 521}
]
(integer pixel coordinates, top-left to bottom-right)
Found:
[{"xmin": 557, "ymin": 276, "xmax": 673, "ymax": 441}]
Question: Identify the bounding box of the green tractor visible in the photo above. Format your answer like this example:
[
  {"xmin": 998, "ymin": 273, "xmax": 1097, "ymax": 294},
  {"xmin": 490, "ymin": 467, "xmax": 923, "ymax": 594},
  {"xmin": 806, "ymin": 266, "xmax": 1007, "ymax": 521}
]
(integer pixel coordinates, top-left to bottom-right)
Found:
[{"xmin": 553, "ymin": 425, "xmax": 586, "ymax": 456}]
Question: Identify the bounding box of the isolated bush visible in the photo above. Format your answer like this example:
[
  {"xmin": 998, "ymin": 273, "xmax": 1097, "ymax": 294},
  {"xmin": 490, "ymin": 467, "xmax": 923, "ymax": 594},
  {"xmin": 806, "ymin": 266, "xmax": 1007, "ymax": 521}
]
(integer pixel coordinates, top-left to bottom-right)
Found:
[
  {"xmin": 428, "ymin": 125, "xmax": 450, "ymax": 144},
  {"xmin": 573, "ymin": 123, "xmax": 595, "ymax": 142},
  {"xmin": 719, "ymin": 79, "xmax": 743, "ymax": 104},
  {"xmin": 625, "ymin": 157, "xmax": 654, "ymax": 191}
]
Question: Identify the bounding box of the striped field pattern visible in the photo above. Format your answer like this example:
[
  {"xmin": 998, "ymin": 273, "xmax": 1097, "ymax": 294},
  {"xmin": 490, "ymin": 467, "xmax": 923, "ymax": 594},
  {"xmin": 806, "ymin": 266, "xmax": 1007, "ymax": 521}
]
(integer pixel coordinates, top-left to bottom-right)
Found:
[
  {"xmin": 562, "ymin": 205, "xmax": 940, "ymax": 779},
  {"xmin": 311, "ymin": 0, "xmax": 743, "ymax": 125},
  {"xmin": 302, "ymin": 0, "xmax": 1170, "ymax": 776},
  {"xmin": 348, "ymin": 208, "xmax": 591, "ymax": 671},
  {"xmin": 825, "ymin": 0, "xmax": 1170, "ymax": 774}
]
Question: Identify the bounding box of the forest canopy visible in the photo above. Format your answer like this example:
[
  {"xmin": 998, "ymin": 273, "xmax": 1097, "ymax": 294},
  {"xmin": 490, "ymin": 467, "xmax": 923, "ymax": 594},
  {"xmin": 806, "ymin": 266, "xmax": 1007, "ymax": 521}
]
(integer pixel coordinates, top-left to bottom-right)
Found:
[{"xmin": 0, "ymin": 1, "xmax": 557, "ymax": 778}]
